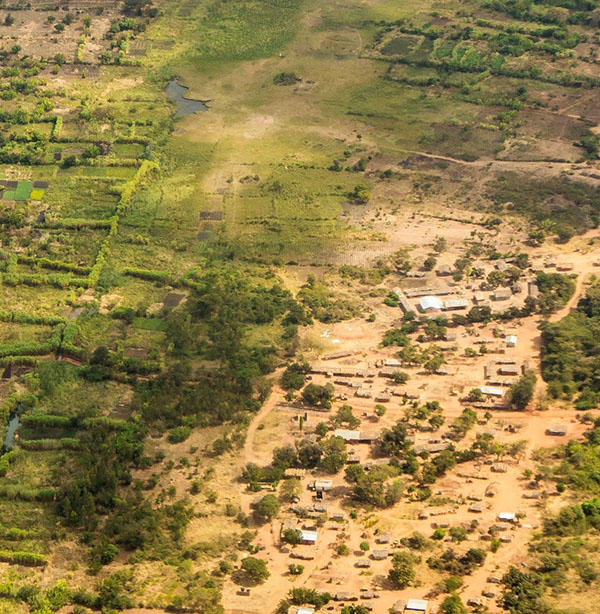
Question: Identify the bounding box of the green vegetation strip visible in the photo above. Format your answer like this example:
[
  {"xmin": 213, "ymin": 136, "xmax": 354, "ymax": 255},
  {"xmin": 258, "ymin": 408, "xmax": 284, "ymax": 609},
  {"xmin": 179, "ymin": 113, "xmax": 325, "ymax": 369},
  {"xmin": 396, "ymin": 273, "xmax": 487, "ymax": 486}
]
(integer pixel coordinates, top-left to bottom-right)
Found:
[
  {"xmin": 0, "ymin": 551, "xmax": 47, "ymax": 567},
  {"xmin": 88, "ymin": 159, "xmax": 158, "ymax": 287}
]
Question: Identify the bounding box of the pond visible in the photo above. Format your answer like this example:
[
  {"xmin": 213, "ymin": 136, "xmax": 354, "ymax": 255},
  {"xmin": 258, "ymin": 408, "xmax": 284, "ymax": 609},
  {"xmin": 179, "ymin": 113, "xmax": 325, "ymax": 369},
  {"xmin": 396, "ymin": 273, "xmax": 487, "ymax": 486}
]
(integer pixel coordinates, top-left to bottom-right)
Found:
[{"xmin": 165, "ymin": 79, "xmax": 208, "ymax": 118}]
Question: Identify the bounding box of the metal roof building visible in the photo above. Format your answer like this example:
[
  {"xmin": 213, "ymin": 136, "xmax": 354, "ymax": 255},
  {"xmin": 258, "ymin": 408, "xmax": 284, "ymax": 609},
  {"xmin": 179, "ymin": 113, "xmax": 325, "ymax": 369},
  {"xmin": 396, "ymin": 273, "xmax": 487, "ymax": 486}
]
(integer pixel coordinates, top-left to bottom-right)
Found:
[
  {"xmin": 405, "ymin": 599, "xmax": 429, "ymax": 612},
  {"xmin": 300, "ymin": 530, "xmax": 317, "ymax": 544},
  {"xmin": 498, "ymin": 512, "xmax": 516, "ymax": 522},
  {"xmin": 443, "ymin": 298, "xmax": 468, "ymax": 310},
  {"xmin": 418, "ymin": 296, "xmax": 443, "ymax": 312},
  {"xmin": 480, "ymin": 386, "xmax": 504, "ymax": 397}
]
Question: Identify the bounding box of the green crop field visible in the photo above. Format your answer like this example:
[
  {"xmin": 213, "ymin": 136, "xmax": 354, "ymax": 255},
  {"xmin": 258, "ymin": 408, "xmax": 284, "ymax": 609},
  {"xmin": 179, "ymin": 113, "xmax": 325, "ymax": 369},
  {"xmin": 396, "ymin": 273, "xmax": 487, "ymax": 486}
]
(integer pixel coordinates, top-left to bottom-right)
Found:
[{"xmin": 0, "ymin": 0, "xmax": 597, "ymax": 612}]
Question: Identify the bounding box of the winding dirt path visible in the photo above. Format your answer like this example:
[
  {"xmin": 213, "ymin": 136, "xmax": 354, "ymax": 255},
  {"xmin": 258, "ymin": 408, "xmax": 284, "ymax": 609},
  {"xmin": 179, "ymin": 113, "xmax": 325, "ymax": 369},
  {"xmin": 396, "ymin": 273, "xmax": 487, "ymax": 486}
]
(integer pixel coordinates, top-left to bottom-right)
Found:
[{"xmin": 397, "ymin": 148, "xmax": 599, "ymax": 170}]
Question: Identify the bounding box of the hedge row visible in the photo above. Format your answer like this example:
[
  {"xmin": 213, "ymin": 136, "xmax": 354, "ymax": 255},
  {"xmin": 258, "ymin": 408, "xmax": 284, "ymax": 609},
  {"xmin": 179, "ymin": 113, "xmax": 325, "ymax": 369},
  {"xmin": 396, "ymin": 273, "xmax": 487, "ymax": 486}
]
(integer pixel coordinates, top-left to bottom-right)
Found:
[
  {"xmin": 21, "ymin": 415, "xmax": 127, "ymax": 432},
  {"xmin": 0, "ymin": 342, "xmax": 53, "ymax": 359},
  {"xmin": 2, "ymin": 273, "xmax": 89, "ymax": 289},
  {"xmin": 0, "ymin": 485, "xmax": 57, "ymax": 502},
  {"xmin": 50, "ymin": 116, "xmax": 62, "ymax": 141},
  {"xmin": 0, "ymin": 451, "xmax": 20, "ymax": 478},
  {"xmin": 88, "ymin": 159, "xmax": 158, "ymax": 287},
  {"xmin": 122, "ymin": 267, "xmax": 171, "ymax": 283},
  {"xmin": 0, "ymin": 527, "xmax": 38, "ymax": 540},
  {"xmin": 16, "ymin": 255, "xmax": 91, "ymax": 275},
  {"xmin": 0, "ymin": 551, "xmax": 47, "ymax": 567},
  {"xmin": 41, "ymin": 218, "xmax": 111, "ymax": 230},
  {"xmin": 20, "ymin": 414, "xmax": 73, "ymax": 429},
  {"xmin": 0, "ymin": 356, "xmax": 39, "ymax": 368},
  {"xmin": 19, "ymin": 438, "xmax": 80, "ymax": 451},
  {"xmin": 0, "ymin": 309, "xmax": 65, "ymax": 326},
  {"xmin": 0, "ymin": 322, "xmax": 83, "ymax": 360},
  {"xmin": 80, "ymin": 416, "xmax": 128, "ymax": 431}
]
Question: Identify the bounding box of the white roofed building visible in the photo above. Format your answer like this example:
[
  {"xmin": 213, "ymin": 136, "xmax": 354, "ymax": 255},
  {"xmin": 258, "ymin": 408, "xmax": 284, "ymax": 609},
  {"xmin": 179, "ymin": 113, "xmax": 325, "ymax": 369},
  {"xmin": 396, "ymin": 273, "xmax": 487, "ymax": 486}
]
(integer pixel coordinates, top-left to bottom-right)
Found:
[
  {"xmin": 405, "ymin": 599, "xmax": 429, "ymax": 612},
  {"xmin": 418, "ymin": 296, "xmax": 443, "ymax": 312}
]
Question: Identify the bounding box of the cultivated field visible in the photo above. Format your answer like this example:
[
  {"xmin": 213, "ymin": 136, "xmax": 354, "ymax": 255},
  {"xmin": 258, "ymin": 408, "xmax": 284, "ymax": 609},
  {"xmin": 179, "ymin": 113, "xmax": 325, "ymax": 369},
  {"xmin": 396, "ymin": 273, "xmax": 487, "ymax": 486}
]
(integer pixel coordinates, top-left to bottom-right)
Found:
[{"xmin": 0, "ymin": 0, "xmax": 598, "ymax": 613}]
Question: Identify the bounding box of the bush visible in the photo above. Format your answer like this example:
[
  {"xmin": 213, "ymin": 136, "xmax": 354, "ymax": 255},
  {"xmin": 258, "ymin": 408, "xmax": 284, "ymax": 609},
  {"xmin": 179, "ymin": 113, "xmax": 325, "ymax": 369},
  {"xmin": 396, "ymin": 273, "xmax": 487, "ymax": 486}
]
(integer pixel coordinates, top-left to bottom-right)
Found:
[
  {"xmin": 167, "ymin": 426, "xmax": 191, "ymax": 444},
  {"xmin": 273, "ymin": 72, "xmax": 300, "ymax": 85}
]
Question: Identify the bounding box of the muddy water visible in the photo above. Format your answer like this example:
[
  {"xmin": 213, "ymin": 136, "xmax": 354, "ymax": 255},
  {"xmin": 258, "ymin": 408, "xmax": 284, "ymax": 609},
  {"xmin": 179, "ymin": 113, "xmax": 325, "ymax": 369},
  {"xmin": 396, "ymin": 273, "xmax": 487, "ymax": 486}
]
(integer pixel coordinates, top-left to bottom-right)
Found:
[{"xmin": 165, "ymin": 79, "xmax": 208, "ymax": 118}]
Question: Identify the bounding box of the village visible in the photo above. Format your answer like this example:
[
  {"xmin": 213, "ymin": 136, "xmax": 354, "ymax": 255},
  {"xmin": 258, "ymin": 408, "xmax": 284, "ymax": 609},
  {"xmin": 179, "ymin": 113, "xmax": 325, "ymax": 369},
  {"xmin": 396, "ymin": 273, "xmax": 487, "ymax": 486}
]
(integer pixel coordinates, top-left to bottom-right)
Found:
[{"xmin": 220, "ymin": 228, "xmax": 600, "ymax": 614}]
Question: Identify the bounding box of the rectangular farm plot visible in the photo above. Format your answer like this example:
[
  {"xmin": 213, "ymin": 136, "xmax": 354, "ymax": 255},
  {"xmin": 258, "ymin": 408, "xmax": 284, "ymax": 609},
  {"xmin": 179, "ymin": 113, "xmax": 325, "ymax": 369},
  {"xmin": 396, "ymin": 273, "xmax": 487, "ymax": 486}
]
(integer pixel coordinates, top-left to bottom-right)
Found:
[
  {"xmin": 1, "ymin": 180, "xmax": 38, "ymax": 201},
  {"xmin": 30, "ymin": 188, "xmax": 45, "ymax": 200}
]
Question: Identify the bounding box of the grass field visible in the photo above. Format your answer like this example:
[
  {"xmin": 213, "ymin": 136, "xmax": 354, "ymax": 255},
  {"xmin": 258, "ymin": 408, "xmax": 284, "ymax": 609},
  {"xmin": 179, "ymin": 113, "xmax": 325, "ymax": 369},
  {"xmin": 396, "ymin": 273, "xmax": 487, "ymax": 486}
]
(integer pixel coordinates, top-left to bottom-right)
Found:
[{"xmin": 0, "ymin": 0, "xmax": 598, "ymax": 611}]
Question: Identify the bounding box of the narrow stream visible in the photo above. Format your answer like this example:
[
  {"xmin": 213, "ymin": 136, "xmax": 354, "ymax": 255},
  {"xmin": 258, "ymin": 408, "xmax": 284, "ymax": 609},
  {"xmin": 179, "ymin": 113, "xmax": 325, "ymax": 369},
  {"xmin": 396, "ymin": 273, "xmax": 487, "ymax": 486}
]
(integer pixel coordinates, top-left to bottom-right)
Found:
[{"xmin": 2, "ymin": 402, "xmax": 22, "ymax": 453}]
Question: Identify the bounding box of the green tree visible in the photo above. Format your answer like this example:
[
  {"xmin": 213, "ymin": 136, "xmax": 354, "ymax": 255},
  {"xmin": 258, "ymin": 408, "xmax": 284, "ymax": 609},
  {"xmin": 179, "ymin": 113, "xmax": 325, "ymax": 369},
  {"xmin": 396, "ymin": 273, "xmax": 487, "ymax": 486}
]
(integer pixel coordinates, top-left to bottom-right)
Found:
[
  {"xmin": 388, "ymin": 551, "xmax": 416, "ymax": 589},
  {"xmin": 508, "ymin": 369, "xmax": 536, "ymax": 410},
  {"xmin": 282, "ymin": 528, "xmax": 302, "ymax": 545},
  {"xmin": 302, "ymin": 383, "xmax": 334, "ymax": 407},
  {"xmin": 320, "ymin": 436, "xmax": 347, "ymax": 474},
  {"xmin": 241, "ymin": 557, "xmax": 270, "ymax": 584},
  {"xmin": 440, "ymin": 594, "xmax": 467, "ymax": 614},
  {"xmin": 281, "ymin": 360, "xmax": 310, "ymax": 390},
  {"xmin": 254, "ymin": 494, "xmax": 280, "ymax": 520}
]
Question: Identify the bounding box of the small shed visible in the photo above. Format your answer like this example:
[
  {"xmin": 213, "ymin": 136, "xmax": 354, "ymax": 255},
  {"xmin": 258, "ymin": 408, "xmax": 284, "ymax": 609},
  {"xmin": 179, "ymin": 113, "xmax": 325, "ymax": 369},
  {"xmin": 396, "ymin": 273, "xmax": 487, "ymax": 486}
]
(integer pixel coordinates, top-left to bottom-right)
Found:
[
  {"xmin": 391, "ymin": 600, "xmax": 406, "ymax": 614},
  {"xmin": 312, "ymin": 479, "xmax": 332, "ymax": 491},
  {"xmin": 300, "ymin": 530, "xmax": 317, "ymax": 545},
  {"xmin": 498, "ymin": 365, "xmax": 519, "ymax": 376},
  {"xmin": 493, "ymin": 288, "xmax": 512, "ymax": 301},
  {"xmin": 297, "ymin": 608, "xmax": 315, "ymax": 614},
  {"xmin": 375, "ymin": 534, "xmax": 391, "ymax": 544},
  {"xmin": 443, "ymin": 330, "xmax": 458, "ymax": 342},
  {"xmin": 405, "ymin": 598, "xmax": 429, "ymax": 613},
  {"xmin": 443, "ymin": 298, "xmax": 468, "ymax": 311},
  {"xmin": 385, "ymin": 358, "xmax": 404, "ymax": 367},
  {"xmin": 557, "ymin": 262, "xmax": 574, "ymax": 271},
  {"xmin": 497, "ymin": 512, "xmax": 516, "ymax": 523},
  {"xmin": 528, "ymin": 282, "xmax": 539, "ymax": 298},
  {"xmin": 547, "ymin": 424, "xmax": 568, "ymax": 436},
  {"xmin": 505, "ymin": 335, "xmax": 517, "ymax": 348},
  {"xmin": 491, "ymin": 463, "xmax": 508, "ymax": 473},
  {"xmin": 468, "ymin": 503, "xmax": 483, "ymax": 513},
  {"xmin": 485, "ymin": 482, "xmax": 500, "ymax": 497},
  {"xmin": 436, "ymin": 264, "xmax": 454, "ymax": 276},
  {"xmin": 370, "ymin": 549, "xmax": 389, "ymax": 560},
  {"xmin": 481, "ymin": 386, "xmax": 504, "ymax": 397},
  {"xmin": 356, "ymin": 559, "xmax": 371, "ymax": 568}
]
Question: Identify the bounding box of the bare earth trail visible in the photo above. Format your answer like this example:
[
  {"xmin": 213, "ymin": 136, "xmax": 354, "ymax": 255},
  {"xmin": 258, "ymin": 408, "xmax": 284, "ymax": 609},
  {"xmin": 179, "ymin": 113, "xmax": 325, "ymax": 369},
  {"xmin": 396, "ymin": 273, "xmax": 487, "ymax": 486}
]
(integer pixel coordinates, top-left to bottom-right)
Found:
[
  {"xmin": 397, "ymin": 149, "xmax": 600, "ymax": 172},
  {"xmin": 242, "ymin": 374, "xmax": 286, "ymax": 469}
]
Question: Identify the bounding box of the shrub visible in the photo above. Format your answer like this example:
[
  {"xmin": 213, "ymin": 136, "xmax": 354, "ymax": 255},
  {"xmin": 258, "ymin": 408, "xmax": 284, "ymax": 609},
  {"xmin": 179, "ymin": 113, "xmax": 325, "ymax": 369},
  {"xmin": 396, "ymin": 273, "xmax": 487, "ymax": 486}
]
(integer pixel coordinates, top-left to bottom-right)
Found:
[{"xmin": 167, "ymin": 426, "xmax": 191, "ymax": 444}]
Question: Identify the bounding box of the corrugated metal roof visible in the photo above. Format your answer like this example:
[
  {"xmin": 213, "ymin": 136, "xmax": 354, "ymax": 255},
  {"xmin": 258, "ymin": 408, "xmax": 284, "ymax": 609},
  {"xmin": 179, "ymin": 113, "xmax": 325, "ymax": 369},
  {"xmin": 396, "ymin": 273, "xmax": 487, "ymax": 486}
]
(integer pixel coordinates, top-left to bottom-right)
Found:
[
  {"xmin": 333, "ymin": 429, "xmax": 361, "ymax": 440},
  {"xmin": 419, "ymin": 296, "xmax": 443, "ymax": 311},
  {"xmin": 480, "ymin": 386, "xmax": 504, "ymax": 396},
  {"xmin": 406, "ymin": 598, "xmax": 429, "ymax": 611},
  {"xmin": 300, "ymin": 530, "xmax": 317, "ymax": 542}
]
